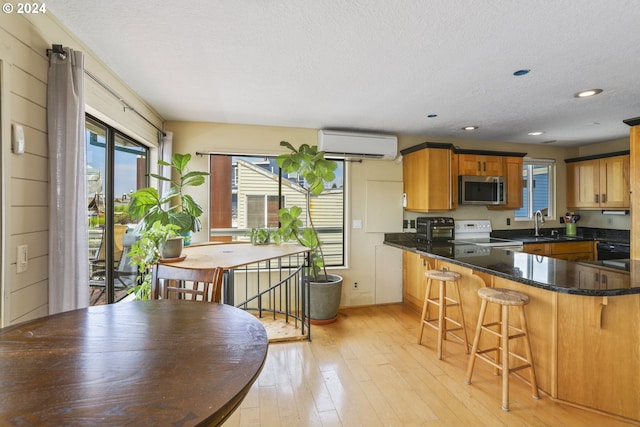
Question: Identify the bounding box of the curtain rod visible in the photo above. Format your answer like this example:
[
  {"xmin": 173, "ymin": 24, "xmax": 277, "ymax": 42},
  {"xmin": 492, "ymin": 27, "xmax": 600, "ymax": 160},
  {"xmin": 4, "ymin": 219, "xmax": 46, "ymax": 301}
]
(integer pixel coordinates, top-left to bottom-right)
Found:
[
  {"xmin": 84, "ymin": 70, "xmax": 166, "ymax": 137},
  {"xmin": 46, "ymin": 44, "xmax": 166, "ymax": 137}
]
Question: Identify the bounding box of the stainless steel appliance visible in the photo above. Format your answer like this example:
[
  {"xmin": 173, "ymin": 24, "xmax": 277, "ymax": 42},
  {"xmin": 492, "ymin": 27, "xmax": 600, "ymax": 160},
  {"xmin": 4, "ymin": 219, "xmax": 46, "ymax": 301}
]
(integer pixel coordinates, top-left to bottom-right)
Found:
[
  {"xmin": 596, "ymin": 241, "xmax": 630, "ymax": 260},
  {"xmin": 459, "ymin": 175, "xmax": 505, "ymax": 205},
  {"xmin": 452, "ymin": 220, "xmax": 522, "ymax": 249},
  {"xmin": 416, "ymin": 217, "xmax": 454, "ymax": 251}
]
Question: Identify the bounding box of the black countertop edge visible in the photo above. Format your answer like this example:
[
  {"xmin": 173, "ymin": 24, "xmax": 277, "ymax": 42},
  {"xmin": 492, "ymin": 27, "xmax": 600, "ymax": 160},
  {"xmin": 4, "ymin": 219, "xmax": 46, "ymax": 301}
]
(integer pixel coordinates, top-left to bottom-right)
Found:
[{"xmin": 383, "ymin": 240, "xmax": 640, "ymax": 297}]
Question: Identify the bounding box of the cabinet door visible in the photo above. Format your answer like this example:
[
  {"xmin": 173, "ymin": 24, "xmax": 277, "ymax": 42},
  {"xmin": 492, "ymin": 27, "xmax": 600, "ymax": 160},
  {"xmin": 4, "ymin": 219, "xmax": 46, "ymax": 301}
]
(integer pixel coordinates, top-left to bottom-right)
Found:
[
  {"xmin": 458, "ymin": 154, "xmax": 483, "ymax": 175},
  {"xmin": 600, "ymin": 155, "xmax": 629, "ymax": 208},
  {"xmin": 488, "ymin": 156, "xmax": 523, "ymax": 210},
  {"xmin": 458, "ymin": 154, "xmax": 503, "ymax": 176},
  {"xmin": 403, "ymin": 148, "xmax": 453, "ymax": 212},
  {"xmin": 566, "ymin": 159, "xmax": 600, "ymax": 208},
  {"xmin": 481, "ymin": 155, "xmax": 503, "ymax": 176},
  {"xmin": 402, "ymin": 251, "xmax": 428, "ymax": 312},
  {"xmin": 522, "ymin": 243, "xmax": 548, "ymax": 255}
]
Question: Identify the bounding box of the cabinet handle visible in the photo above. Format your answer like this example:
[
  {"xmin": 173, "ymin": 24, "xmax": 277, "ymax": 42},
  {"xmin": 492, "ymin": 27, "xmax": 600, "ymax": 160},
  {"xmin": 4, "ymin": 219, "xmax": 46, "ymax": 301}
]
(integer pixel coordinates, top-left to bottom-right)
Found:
[
  {"xmin": 531, "ymin": 248, "xmax": 542, "ymax": 253},
  {"xmin": 594, "ymin": 194, "xmax": 599, "ymax": 203},
  {"xmin": 483, "ymin": 162, "xmax": 486, "ymax": 172},
  {"xmin": 601, "ymin": 194, "xmax": 606, "ymax": 203},
  {"xmin": 477, "ymin": 161, "xmax": 481, "ymax": 172}
]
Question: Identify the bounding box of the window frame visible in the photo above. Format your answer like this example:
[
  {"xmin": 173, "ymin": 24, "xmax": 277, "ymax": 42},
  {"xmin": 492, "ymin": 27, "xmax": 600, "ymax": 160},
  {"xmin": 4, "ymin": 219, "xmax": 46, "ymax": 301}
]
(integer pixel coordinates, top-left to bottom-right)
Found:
[
  {"xmin": 514, "ymin": 157, "xmax": 556, "ymax": 221},
  {"xmin": 86, "ymin": 114, "xmax": 149, "ymax": 304}
]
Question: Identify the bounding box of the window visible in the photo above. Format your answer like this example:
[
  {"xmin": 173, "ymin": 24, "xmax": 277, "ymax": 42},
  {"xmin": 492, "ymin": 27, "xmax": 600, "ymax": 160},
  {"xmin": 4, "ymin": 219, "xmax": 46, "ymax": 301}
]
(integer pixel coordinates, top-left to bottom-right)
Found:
[
  {"xmin": 209, "ymin": 155, "xmax": 345, "ymax": 267},
  {"xmin": 86, "ymin": 115, "xmax": 149, "ymax": 305},
  {"xmin": 246, "ymin": 195, "xmax": 284, "ymax": 228},
  {"xmin": 515, "ymin": 158, "xmax": 555, "ymax": 220}
]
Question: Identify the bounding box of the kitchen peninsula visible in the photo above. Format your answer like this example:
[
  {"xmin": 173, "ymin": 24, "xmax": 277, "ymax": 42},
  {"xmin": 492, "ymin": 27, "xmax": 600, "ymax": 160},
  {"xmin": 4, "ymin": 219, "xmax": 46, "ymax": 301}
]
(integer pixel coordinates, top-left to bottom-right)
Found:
[{"xmin": 385, "ymin": 235, "xmax": 640, "ymax": 423}]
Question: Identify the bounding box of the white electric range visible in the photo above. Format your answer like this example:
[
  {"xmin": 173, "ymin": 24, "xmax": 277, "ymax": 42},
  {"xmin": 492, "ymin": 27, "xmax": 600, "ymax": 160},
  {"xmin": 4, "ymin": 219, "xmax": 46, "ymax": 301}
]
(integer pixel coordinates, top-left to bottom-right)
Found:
[{"xmin": 451, "ymin": 220, "xmax": 522, "ymax": 257}]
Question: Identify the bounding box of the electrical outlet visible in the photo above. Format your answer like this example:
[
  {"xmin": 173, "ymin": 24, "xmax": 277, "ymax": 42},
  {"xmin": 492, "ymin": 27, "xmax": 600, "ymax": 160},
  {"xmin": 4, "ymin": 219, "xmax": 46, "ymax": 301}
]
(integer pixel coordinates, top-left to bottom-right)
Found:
[
  {"xmin": 607, "ymin": 217, "xmax": 613, "ymax": 225},
  {"xmin": 353, "ymin": 281, "xmax": 359, "ymax": 289}
]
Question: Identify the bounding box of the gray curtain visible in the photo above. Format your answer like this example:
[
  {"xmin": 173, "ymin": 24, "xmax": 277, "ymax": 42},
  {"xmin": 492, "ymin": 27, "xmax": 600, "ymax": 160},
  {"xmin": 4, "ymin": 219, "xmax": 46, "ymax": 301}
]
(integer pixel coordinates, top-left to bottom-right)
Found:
[{"xmin": 47, "ymin": 47, "xmax": 89, "ymax": 314}]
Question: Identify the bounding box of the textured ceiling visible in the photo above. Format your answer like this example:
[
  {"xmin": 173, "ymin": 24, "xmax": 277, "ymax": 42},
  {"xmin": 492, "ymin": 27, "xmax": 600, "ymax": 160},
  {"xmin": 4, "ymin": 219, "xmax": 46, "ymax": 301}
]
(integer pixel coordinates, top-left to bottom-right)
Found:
[{"xmin": 47, "ymin": 0, "xmax": 640, "ymax": 147}]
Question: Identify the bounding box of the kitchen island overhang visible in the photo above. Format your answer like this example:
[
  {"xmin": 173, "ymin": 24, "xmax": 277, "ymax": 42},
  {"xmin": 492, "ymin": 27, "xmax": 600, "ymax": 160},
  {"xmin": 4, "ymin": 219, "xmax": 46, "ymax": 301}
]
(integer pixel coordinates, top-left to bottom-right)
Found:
[{"xmin": 388, "ymin": 239, "xmax": 640, "ymax": 423}]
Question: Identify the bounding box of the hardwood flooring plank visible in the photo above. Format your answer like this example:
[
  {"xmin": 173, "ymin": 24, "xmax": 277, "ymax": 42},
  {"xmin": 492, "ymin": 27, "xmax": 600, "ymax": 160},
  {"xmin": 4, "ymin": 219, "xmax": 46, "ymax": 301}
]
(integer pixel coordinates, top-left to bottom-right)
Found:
[{"xmin": 223, "ymin": 304, "xmax": 638, "ymax": 427}]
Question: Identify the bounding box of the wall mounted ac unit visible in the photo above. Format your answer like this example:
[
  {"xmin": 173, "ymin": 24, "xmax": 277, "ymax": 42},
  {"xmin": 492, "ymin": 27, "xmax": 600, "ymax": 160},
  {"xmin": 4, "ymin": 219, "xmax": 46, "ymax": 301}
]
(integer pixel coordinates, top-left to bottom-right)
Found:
[{"xmin": 317, "ymin": 130, "xmax": 398, "ymax": 160}]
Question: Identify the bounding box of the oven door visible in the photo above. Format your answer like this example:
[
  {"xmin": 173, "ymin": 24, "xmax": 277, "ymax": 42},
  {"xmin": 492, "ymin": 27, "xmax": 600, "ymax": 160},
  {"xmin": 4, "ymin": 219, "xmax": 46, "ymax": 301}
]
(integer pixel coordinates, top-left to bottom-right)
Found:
[{"xmin": 428, "ymin": 225, "xmax": 454, "ymax": 242}]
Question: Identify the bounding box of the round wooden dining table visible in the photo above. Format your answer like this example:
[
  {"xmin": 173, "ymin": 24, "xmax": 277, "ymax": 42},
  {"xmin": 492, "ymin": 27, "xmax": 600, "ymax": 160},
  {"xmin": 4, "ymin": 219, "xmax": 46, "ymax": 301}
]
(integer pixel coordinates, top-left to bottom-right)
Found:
[{"xmin": 0, "ymin": 300, "xmax": 268, "ymax": 426}]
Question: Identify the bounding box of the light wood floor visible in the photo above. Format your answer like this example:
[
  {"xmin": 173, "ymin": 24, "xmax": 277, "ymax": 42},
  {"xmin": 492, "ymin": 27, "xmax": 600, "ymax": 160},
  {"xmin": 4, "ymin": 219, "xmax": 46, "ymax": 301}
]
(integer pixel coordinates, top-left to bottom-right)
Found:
[{"xmin": 223, "ymin": 303, "xmax": 639, "ymax": 427}]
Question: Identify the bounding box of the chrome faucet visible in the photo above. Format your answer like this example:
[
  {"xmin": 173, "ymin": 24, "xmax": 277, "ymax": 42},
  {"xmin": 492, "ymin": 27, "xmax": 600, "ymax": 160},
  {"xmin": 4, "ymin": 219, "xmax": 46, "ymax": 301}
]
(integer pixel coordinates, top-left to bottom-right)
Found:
[{"xmin": 534, "ymin": 210, "xmax": 545, "ymax": 237}]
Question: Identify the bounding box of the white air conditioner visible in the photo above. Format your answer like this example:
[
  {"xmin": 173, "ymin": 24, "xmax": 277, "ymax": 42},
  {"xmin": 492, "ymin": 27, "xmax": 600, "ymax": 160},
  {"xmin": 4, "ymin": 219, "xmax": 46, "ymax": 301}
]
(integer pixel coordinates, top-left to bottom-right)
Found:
[{"xmin": 317, "ymin": 130, "xmax": 398, "ymax": 160}]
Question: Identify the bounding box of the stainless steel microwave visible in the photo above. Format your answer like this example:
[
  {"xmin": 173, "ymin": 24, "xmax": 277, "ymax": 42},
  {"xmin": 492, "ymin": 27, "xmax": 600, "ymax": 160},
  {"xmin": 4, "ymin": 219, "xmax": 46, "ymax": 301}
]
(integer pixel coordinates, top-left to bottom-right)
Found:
[{"xmin": 459, "ymin": 175, "xmax": 505, "ymax": 205}]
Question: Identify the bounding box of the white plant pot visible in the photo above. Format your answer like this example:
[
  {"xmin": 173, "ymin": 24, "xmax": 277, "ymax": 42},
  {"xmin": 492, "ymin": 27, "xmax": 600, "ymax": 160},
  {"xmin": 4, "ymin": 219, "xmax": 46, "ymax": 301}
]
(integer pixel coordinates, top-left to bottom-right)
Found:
[{"xmin": 161, "ymin": 237, "xmax": 184, "ymax": 259}]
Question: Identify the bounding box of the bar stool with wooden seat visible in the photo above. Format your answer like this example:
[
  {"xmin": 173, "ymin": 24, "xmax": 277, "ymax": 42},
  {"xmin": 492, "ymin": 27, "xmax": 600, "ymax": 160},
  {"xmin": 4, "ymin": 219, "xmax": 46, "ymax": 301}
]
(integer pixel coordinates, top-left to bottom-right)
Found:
[
  {"xmin": 465, "ymin": 287, "xmax": 539, "ymax": 411},
  {"xmin": 418, "ymin": 269, "xmax": 470, "ymax": 360}
]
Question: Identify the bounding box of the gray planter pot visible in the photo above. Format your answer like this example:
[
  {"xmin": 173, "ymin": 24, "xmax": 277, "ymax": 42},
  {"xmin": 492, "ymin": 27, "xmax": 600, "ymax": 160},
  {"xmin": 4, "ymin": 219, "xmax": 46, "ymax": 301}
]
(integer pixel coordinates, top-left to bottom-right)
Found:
[
  {"xmin": 307, "ymin": 274, "xmax": 343, "ymax": 323},
  {"xmin": 161, "ymin": 237, "xmax": 184, "ymax": 259}
]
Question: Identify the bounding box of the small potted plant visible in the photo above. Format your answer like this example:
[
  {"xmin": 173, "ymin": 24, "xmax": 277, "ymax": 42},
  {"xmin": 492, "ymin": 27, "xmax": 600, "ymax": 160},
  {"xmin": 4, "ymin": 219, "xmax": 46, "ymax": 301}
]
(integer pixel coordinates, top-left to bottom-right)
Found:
[
  {"xmin": 127, "ymin": 153, "xmax": 209, "ymax": 245},
  {"xmin": 249, "ymin": 227, "xmax": 271, "ymax": 245},
  {"xmin": 273, "ymin": 141, "xmax": 343, "ymax": 323}
]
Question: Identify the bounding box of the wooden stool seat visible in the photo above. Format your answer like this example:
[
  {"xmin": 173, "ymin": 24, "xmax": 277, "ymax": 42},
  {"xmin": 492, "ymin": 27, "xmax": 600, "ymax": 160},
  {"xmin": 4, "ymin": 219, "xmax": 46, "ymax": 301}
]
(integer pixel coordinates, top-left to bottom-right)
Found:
[
  {"xmin": 466, "ymin": 287, "xmax": 539, "ymax": 411},
  {"xmin": 425, "ymin": 269, "xmax": 462, "ymax": 282},
  {"xmin": 418, "ymin": 269, "xmax": 469, "ymax": 360},
  {"xmin": 477, "ymin": 287, "xmax": 529, "ymax": 306}
]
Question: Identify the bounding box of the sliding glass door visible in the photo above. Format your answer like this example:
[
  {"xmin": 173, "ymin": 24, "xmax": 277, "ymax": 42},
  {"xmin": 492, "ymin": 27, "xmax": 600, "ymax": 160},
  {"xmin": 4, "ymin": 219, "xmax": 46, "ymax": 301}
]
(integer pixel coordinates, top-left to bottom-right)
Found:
[{"xmin": 86, "ymin": 116, "xmax": 148, "ymax": 305}]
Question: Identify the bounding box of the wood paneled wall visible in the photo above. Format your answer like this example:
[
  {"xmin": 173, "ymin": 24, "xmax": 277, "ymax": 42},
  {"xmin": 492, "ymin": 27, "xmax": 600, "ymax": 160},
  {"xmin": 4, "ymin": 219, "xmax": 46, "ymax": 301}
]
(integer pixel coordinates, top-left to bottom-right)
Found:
[{"xmin": 0, "ymin": 8, "xmax": 163, "ymax": 326}]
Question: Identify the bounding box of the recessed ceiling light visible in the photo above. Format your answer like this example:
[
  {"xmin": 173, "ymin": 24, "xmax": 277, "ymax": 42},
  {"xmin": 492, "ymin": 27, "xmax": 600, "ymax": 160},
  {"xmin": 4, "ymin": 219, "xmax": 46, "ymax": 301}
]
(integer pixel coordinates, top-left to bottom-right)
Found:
[
  {"xmin": 427, "ymin": 114, "xmax": 438, "ymax": 118},
  {"xmin": 575, "ymin": 88, "xmax": 603, "ymax": 98},
  {"xmin": 513, "ymin": 69, "xmax": 530, "ymax": 76},
  {"xmin": 528, "ymin": 131, "xmax": 545, "ymax": 136},
  {"xmin": 462, "ymin": 126, "xmax": 478, "ymax": 131}
]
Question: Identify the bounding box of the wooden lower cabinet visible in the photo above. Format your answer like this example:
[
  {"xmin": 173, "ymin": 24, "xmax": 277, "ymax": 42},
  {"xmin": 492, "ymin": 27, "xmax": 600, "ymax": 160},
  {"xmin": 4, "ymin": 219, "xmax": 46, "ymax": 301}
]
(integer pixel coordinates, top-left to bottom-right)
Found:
[
  {"xmin": 522, "ymin": 241, "xmax": 595, "ymax": 262},
  {"xmin": 401, "ymin": 252, "xmax": 640, "ymax": 422},
  {"xmin": 402, "ymin": 251, "xmax": 429, "ymax": 311},
  {"xmin": 557, "ymin": 293, "xmax": 640, "ymax": 420}
]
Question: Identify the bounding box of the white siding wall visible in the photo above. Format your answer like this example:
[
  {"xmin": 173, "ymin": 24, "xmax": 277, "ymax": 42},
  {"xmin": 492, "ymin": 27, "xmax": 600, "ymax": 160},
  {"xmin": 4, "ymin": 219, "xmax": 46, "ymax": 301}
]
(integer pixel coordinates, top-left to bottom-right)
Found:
[{"xmin": 0, "ymin": 8, "xmax": 163, "ymax": 326}]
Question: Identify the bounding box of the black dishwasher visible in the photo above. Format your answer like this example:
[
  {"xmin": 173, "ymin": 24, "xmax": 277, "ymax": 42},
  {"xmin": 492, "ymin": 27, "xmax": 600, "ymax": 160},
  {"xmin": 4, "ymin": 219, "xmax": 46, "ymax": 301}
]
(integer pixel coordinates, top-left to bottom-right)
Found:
[{"xmin": 596, "ymin": 242, "xmax": 630, "ymax": 260}]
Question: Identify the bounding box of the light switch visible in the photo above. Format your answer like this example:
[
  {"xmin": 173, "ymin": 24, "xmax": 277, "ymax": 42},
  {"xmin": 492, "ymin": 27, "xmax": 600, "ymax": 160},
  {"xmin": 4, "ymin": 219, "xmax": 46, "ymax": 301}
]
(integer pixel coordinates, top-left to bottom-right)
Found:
[
  {"xmin": 352, "ymin": 219, "xmax": 362, "ymax": 229},
  {"xmin": 17, "ymin": 244, "xmax": 28, "ymax": 273}
]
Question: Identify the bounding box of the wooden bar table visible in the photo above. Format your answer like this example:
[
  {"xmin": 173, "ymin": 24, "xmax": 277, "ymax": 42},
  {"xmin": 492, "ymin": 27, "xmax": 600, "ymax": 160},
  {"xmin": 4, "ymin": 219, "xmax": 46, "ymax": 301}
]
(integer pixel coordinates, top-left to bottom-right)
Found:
[
  {"xmin": 0, "ymin": 300, "xmax": 268, "ymax": 426},
  {"xmin": 179, "ymin": 243, "xmax": 310, "ymax": 304}
]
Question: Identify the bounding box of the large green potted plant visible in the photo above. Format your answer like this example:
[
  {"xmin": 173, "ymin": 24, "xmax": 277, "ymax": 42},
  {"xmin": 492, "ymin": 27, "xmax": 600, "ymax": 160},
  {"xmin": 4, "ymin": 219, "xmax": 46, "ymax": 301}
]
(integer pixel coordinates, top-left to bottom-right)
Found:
[
  {"xmin": 273, "ymin": 141, "xmax": 343, "ymax": 324},
  {"xmin": 127, "ymin": 153, "xmax": 209, "ymax": 245}
]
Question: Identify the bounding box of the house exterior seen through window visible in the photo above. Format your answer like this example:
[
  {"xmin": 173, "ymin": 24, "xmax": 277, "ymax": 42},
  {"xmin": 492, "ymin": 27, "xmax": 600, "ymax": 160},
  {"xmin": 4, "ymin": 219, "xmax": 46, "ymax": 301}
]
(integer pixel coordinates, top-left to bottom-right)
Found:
[
  {"xmin": 209, "ymin": 155, "xmax": 345, "ymax": 267},
  {"xmin": 515, "ymin": 159, "xmax": 555, "ymax": 220}
]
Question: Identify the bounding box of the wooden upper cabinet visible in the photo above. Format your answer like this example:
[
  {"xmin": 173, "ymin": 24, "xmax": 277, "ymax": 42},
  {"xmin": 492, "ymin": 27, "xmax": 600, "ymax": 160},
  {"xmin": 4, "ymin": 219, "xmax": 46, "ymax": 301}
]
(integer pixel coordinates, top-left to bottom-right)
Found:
[
  {"xmin": 488, "ymin": 156, "xmax": 523, "ymax": 210},
  {"xmin": 458, "ymin": 154, "xmax": 503, "ymax": 176},
  {"xmin": 403, "ymin": 146, "xmax": 456, "ymax": 212},
  {"xmin": 566, "ymin": 154, "xmax": 629, "ymax": 209}
]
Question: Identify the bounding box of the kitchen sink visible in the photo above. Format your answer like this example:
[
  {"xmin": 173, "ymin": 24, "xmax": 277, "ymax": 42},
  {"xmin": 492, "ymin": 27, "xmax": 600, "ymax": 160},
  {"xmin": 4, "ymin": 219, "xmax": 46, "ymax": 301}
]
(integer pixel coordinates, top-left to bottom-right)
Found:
[{"xmin": 511, "ymin": 235, "xmax": 580, "ymax": 243}]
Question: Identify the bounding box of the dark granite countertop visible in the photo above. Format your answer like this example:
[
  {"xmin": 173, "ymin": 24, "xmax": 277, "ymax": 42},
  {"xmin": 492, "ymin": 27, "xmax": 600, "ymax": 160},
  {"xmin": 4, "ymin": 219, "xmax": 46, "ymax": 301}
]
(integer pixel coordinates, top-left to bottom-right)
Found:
[
  {"xmin": 492, "ymin": 227, "xmax": 630, "ymax": 244},
  {"xmin": 384, "ymin": 233, "xmax": 639, "ymax": 297}
]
